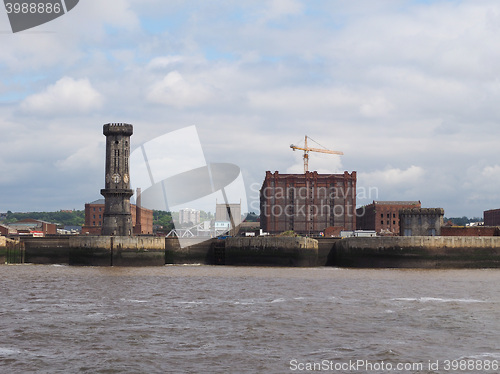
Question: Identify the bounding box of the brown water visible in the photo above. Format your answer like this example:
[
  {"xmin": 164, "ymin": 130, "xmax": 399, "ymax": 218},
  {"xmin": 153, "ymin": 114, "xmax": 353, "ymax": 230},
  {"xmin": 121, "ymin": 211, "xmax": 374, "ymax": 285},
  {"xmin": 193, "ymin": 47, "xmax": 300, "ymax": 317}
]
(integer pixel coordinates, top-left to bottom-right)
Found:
[{"xmin": 1, "ymin": 265, "xmax": 500, "ymax": 373}]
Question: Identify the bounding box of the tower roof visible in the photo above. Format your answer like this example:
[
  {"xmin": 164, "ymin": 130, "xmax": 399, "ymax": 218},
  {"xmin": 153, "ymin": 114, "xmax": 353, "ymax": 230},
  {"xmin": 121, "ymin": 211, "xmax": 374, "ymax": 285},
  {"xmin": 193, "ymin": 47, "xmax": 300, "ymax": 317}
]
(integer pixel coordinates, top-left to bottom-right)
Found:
[{"xmin": 103, "ymin": 123, "xmax": 133, "ymax": 136}]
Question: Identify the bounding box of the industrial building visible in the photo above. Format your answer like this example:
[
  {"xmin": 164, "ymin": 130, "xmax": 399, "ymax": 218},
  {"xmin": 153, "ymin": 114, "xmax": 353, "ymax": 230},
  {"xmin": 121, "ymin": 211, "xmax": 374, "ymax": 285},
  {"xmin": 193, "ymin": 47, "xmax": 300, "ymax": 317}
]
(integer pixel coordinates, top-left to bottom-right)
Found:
[
  {"xmin": 82, "ymin": 199, "xmax": 153, "ymax": 235},
  {"xmin": 2, "ymin": 218, "xmax": 57, "ymax": 237},
  {"xmin": 356, "ymin": 201, "xmax": 421, "ymax": 235},
  {"xmin": 399, "ymin": 208, "xmax": 444, "ymax": 236},
  {"xmin": 215, "ymin": 203, "xmax": 242, "ymax": 228},
  {"xmin": 260, "ymin": 170, "xmax": 357, "ymax": 235},
  {"xmin": 484, "ymin": 208, "xmax": 500, "ymax": 226}
]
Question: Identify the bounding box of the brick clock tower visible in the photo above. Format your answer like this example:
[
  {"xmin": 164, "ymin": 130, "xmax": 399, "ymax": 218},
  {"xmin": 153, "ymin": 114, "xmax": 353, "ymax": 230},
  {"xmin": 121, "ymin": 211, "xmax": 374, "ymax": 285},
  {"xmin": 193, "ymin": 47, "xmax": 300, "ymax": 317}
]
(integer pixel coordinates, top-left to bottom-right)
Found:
[{"xmin": 101, "ymin": 123, "xmax": 134, "ymax": 236}]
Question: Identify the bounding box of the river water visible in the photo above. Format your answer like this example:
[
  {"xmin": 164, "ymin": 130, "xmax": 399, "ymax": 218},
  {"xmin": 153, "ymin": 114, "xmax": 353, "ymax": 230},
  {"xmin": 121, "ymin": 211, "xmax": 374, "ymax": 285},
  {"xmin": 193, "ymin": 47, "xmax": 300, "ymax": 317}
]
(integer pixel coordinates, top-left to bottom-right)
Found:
[{"xmin": 1, "ymin": 265, "xmax": 500, "ymax": 374}]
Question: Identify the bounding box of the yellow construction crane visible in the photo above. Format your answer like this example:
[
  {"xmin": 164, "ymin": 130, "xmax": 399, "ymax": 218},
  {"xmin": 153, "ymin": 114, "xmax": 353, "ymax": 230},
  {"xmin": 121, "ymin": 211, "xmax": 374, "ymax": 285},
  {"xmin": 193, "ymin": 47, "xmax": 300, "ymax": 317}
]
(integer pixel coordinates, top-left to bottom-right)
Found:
[{"xmin": 290, "ymin": 135, "xmax": 343, "ymax": 173}]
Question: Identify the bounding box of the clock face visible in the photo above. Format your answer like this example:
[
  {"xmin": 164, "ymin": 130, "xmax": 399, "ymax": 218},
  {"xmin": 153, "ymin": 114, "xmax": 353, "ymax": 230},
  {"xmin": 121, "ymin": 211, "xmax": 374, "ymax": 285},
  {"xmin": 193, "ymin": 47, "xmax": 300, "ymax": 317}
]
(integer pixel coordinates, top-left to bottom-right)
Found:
[
  {"xmin": 112, "ymin": 173, "xmax": 121, "ymax": 184},
  {"xmin": 123, "ymin": 174, "xmax": 129, "ymax": 184}
]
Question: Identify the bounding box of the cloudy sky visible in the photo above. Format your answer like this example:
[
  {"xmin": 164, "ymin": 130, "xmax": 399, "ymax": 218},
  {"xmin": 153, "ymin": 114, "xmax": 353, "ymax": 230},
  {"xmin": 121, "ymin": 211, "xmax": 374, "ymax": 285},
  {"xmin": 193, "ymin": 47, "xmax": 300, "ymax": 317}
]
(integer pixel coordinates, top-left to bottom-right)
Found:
[{"xmin": 1, "ymin": 0, "xmax": 500, "ymax": 217}]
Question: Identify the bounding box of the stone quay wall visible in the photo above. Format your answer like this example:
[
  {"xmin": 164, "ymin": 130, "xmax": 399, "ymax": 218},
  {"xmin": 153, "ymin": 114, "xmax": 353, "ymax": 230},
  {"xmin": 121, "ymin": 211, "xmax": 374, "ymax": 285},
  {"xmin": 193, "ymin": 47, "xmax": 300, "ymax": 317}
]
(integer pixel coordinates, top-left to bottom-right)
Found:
[
  {"xmin": 223, "ymin": 237, "xmax": 318, "ymax": 267},
  {"xmin": 333, "ymin": 236, "xmax": 500, "ymax": 268},
  {"xmin": 22, "ymin": 236, "xmax": 164, "ymax": 266},
  {"xmin": 165, "ymin": 237, "xmax": 319, "ymax": 267},
  {"xmin": 0, "ymin": 237, "xmax": 25, "ymax": 264}
]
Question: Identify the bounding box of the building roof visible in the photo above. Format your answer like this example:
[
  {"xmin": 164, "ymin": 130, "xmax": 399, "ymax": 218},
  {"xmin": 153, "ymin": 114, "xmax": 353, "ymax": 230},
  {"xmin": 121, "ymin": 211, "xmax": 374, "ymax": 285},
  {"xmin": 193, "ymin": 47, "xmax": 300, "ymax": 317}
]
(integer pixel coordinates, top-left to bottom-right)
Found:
[
  {"xmin": 88, "ymin": 199, "xmax": 106, "ymax": 205},
  {"xmin": 373, "ymin": 201, "xmax": 420, "ymax": 205},
  {"xmin": 17, "ymin": 218, "xmax": 56, "ymax": 225}
]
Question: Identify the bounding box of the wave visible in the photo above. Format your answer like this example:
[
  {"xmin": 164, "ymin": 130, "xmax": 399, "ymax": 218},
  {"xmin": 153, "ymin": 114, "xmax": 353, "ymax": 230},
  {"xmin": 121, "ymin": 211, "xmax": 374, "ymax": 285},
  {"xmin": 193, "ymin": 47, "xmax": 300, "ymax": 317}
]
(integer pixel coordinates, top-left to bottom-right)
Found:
[
  {"xmin": 391, "ymin": 297, "xmax": 485, "ymax": 303},
  {"xmin": 0, "ymin": 347, "xmax": 21, "ymax": 356}
]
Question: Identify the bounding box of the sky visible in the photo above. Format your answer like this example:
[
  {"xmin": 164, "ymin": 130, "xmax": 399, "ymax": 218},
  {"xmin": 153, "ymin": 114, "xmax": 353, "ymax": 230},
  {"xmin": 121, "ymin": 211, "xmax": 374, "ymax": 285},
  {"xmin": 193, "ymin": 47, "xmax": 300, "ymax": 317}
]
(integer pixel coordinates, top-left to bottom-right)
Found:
[{"xmin": 1, "ymin": 0, "xmax": 500, "ymax": 217}]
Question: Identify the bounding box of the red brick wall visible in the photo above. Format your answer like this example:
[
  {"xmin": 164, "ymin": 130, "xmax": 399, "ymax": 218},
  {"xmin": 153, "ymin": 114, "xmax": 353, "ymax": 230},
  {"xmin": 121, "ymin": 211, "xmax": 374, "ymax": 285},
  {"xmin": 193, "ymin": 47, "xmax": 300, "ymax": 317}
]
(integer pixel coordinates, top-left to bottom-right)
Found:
[
  {"xmin": 260, "ymin": 171, "xmax": 356, "ymax": 235},
  {"xmin": 484, "ymin": 209, "xmax": 500, "ymax": 226},
  {"xmin": 324, "ymin": 226, "xmax": 345, "ymax": 237},
  {"xmin": 441, "ymin": 226, "xmax": 500, "ymax": 236},
  {"xmin": 357, "ymin": 202, "xmax": 421, "ymax": 234},
  {"xmin": 85, "ymin": 203, "xmax": 104, "ymax": 226},
  {"xmin": 133, "ymin": 206, "xmax": 153, "ymax": 235},
  {"xmin": 0, "ymin": 225, "xmax": 9, "ymax": 236}
]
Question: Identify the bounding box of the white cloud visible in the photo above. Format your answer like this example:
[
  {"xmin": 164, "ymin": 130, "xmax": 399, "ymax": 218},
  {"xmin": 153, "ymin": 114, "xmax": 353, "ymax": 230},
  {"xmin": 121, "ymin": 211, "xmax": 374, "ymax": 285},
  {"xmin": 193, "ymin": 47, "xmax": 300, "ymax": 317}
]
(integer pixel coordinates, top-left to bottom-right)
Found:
[
  {"xmin": 55, "ymin": 142, "xmax": 104, "ymax": 172},
  {"xmin": 21, "ymin": 77, "xmax": 103, "ymax": 115},
  {"xmin": 262, "ymin": 0, "xmax": 304, "ymax": 21},
  {"xmin": 3, "ymin": 0, "xmax": 500, "ymax": 215},
  {"xmin": 147, "ymin": 71, "xmax": 213, "ymax": 108},
  {"xmin": 247, "ymin": 87, "xmax": 394, "ymax": 118},
  {"xmin": 146, "ymin": 56, "xmax": 186, "ymax": 70},
  {"xmin": 361, "ymin": 165, "xmax": 425, "ymax": 186},
  {"xmin": 357, "ymin": 166, "xmax": 426, "ymax": 205}
]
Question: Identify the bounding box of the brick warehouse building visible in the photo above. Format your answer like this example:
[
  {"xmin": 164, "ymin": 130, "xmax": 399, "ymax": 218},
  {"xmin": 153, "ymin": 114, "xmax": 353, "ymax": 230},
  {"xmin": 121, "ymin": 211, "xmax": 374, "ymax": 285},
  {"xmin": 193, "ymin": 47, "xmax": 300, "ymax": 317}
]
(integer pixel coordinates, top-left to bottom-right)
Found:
[
  {"xmin": 260, "ymin": 171, "xmax": 357, "ymax": 235},
  {"xmin": 484, "ymin": 208, "xmax": 500, "ymax": 226},
  {"xmin": 82, "ymin": 199, "xmax": 153, "ymax": 235},
  {"xmin": 356, "ymin": 201, "xmax": 421, "ymax": 235}
]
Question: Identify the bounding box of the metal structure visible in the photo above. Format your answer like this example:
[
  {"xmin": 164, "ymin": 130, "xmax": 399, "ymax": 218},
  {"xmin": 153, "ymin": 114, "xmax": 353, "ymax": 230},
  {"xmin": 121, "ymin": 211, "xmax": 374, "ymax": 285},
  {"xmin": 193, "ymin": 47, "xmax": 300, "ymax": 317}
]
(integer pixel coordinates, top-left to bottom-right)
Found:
[
  {"xmin": 166, "ymin": 221, "xmax": 231, "ymax": 238},
  {"xmin": 290, "ymin": 135, "xmax": 343, "ymax": 173}
]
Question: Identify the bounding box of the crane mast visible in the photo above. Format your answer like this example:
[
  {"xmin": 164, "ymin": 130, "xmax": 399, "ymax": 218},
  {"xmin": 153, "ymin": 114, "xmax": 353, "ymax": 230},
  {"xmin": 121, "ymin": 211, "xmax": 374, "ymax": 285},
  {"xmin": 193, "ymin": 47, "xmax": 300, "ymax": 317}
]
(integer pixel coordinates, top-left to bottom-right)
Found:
[{"xmin": 290, "ymin": 135, "xmax": 343, "ymax": 173}]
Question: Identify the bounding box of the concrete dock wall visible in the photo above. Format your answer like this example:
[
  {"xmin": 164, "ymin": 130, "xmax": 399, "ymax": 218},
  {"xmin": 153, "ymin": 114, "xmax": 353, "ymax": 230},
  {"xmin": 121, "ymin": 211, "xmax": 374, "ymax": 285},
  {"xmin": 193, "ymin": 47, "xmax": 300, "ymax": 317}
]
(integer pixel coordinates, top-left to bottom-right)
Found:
[
  {"xmin": 333, "ymin": 236, "xmax": 500, "ymax": 268},
  {"xmin": 112, "ymin": 237, "xmax": 165, "ymax": 266},
  {"xmin": 23, "ymin": 237, "xmax": 70, "ymax": 264},
  {"xmin": 18, "ymin": 234, "xmax": 500, "ymax": 268},
  {"xmin": 69, "ymin": 236, "xmax": 165, "ymax": 266},
  {"xmin": 68, "ymin": 236, "xmax": 111, "ymax": 266},
  {"xmin": 224, "ymin": 237, "xmax": 318, "ymax": 267},
  {"xmin": 0, "ymin": 238, "xmax": 25, "ymax": 264},
  {"xmin": 165, "ymin": 238, "xmax": 213, "ymax": 264},
  {"xmin": 317, "ymin": 238, "xmax": 341, "ymax": 266},
  {"xmin": 165, "ymin": 237, "xmax": 319, "ymax": 266},
  {"xmin": 22, "ymin": 236, "xmax": 165, "ymax": 266}
]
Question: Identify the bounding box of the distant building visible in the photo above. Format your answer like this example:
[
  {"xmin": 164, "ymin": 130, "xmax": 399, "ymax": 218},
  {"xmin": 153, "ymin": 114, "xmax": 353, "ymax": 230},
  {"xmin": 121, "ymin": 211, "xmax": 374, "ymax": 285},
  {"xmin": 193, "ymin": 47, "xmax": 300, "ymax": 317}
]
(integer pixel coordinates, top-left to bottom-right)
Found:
[
  {"xmin": 260, "ymin": 171, "xmax": 357, "ymax": 235},
  {"xmin": 441, "ymin": 226, "xmax": 500, "ymax": 236},
  {"xmin": 0, "ymin": 224, "xmax": 13, "ymax": 236},
  {"xmin": 216, "ymin": 203, "xmax": 242, "ymax": 228},
  {"xmin": 82, "ymin": 199, "xmax": 153, "ymax": 235},
  {"xmin": 179, "ymin": 208, "xmax": 201, "ymax": 225},
  {"xmin": 484, "ymin": 208, "xmax": 500, "ymax": 226},
  {"xmin": 5, "ymin": 218, "xmax": 57, "ymax": 236},
  {"xmin": 399, "ymin": 208, "xmax": 444, "ymax": 236},
  {"xmin": 356, "ymin": 201, "xmax": 421, "ymax": 235}
]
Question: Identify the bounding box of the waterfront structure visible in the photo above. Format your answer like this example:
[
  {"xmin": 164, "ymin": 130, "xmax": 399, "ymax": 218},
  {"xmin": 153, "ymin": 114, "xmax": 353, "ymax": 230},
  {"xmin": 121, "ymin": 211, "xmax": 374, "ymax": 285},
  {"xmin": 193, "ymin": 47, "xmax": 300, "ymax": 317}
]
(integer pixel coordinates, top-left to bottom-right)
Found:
[
  {"xmin": 0, "ymin": 224, "xmax": 17, "ymax": 236},
  {"xmin": 3, "ymin": 218, "xmax": 57, "ymax": 237},
  {"xmin": 399, "ymin": 208, "xmax": 444, "ymax": 236},
  {"xmin": 100, "ymin": 123, "xmax": 134, "ymax": 236},
  {"xmin": 82, "ymin": 198, "xmax": 153, "ymax": 235},
  {"xmin": 484, "ymin": 208, "xmax": 500, "ymax": 226},
  {"xmin": 260, "ymin": 171, "xmax": 357, "ymax": 235},
  {"xmin": 441, "ymin": 226, "xmax": 500, "ymax": 236},
  {"xmin": 0, "ymin": 224, "xmax": 9, "ymax": 236},
  {"xmin": 179, "ymin": 208, "xmax": 201, "ymax": 225},
  {"xmin": 356, "ymin": 201, "xmax": 421, "ymax": 235}
]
